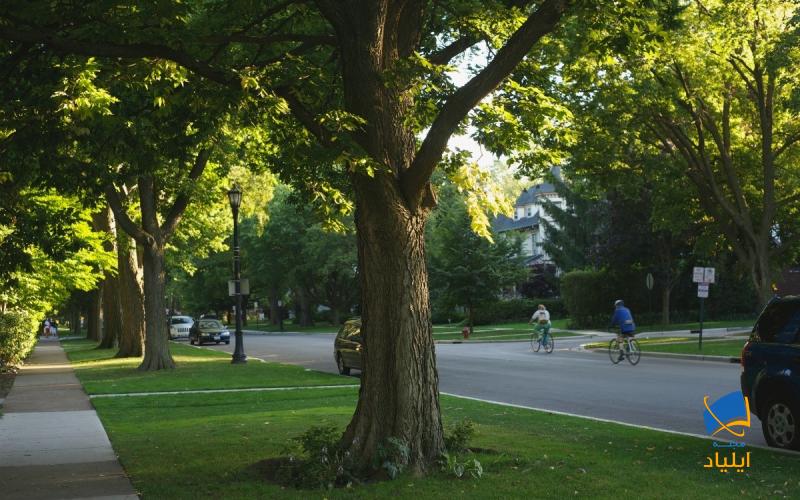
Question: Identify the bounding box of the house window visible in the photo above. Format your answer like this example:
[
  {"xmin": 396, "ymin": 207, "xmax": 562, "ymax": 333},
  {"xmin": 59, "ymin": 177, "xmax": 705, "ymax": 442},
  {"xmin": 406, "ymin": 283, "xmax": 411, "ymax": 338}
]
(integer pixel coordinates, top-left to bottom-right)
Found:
[
  {"xmin": 514, "ymin": 208, "xmax": 520, "ymax": 220},
  {"xmin": 526, "ymin": 206, "xmax": 533, "ymax": 217}
]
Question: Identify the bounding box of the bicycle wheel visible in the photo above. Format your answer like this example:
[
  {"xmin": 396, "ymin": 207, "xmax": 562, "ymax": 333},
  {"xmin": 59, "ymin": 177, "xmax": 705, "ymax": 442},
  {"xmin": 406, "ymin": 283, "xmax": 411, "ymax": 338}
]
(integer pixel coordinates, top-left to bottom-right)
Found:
[
  {"xmin": 608, "ymin": 339, "xmax": 622, "ymax": 364},
  {"xmin": 531, "ymin": 333, "xmax": 541, "ymax": 352},
  {"xmin": 543, "ymin": 334, "xmax": 554, "ymax": 353},
  {"xmin": 626, "ymin": 338, "xmax": 641, "ymax": 365}
]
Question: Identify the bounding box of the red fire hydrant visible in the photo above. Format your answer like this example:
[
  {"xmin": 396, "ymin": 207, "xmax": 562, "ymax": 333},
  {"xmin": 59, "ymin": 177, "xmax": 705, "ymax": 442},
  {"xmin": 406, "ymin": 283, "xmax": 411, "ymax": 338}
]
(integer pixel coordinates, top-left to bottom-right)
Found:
[{"xmin": 462, "ymin": 326, "xmax": 470, "ymax": 339}]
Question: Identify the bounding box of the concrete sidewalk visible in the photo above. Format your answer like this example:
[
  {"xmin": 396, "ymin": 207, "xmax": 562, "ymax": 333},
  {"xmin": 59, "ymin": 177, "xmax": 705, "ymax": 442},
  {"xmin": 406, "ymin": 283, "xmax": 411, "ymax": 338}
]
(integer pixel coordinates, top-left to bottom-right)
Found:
[{"xmin": 0, "ymin": 337, "xmax": 138, "ymax": 500}]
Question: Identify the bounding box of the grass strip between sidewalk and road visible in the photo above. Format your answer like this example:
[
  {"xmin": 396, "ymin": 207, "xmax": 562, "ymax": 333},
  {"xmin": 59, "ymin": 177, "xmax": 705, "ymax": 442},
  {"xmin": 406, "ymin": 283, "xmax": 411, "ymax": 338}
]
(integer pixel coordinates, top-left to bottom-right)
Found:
[
  {"xmin": 62, "ymin": 339, "xmax": 353, "ymax": 395},
  {"xmin": 583, "ymin": 337, "xmax": 748, "ymax": 358},
  {"xmin": 64, "ymin": 339, "xmax": 800, "ymax": 499}
]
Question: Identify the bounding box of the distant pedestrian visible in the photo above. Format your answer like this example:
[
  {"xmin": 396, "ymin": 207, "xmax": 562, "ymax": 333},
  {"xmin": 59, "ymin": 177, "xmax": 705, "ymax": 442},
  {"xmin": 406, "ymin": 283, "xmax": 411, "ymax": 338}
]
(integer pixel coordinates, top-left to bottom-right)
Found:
[{"xmin": 43, "ymin": 318, "xmax": 52, "ymax": 338}]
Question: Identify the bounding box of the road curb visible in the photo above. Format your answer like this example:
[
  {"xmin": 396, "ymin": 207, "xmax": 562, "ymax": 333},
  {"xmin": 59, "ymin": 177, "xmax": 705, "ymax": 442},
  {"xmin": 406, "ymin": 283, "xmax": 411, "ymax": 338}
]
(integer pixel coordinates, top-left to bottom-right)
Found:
[{"xmin": 583, "ymin": 347, "xmax": 740, "ymax": 364}]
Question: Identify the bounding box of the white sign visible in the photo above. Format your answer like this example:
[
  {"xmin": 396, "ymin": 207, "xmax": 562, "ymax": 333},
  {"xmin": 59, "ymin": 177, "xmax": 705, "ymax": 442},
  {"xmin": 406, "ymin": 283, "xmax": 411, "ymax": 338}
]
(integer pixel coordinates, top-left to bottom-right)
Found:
[
  {"xmin": 704, "ymin": 267, "xmax": 716, "ymax": 284},
  {"xmin": 646, "ymin": 273, "xmax": 654, "ymax": 290},
  {"xmin": 693, "ymin": 267, "xmax": 705, "ymax": 283},
  {"xmin": 228, "ymin": 279, "xmax": 250, "ymax": 296},
  {"xmin": 697, "ymin": 283, "xmax": 709, "ymax": 298}
]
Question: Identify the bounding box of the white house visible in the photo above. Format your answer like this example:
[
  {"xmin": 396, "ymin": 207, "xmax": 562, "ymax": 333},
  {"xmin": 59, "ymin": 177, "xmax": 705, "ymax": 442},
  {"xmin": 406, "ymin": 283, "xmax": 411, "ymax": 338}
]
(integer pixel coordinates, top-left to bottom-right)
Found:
[{"xmin": 493, "ymin": 175, "xmax": 564, "ymax": 268}]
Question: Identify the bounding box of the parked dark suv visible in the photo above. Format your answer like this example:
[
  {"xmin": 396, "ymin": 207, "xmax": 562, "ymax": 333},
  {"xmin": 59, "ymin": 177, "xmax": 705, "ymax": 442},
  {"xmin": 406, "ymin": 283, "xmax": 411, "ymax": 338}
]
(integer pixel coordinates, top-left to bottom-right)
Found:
[
  {"xmin": 741, "ymin": 296, "xmax": 800, "ymax": 450},
  {"xmin": 334, "ymin": 319, "xmax": 362, "ymax": 375}
]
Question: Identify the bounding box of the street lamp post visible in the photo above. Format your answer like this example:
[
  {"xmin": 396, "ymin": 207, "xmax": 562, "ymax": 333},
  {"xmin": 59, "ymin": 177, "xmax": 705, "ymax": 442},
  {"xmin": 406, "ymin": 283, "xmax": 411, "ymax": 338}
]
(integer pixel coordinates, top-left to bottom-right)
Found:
[{"xmin": 228, "ymin": 184, "xmax": 247, "ymax": 364}]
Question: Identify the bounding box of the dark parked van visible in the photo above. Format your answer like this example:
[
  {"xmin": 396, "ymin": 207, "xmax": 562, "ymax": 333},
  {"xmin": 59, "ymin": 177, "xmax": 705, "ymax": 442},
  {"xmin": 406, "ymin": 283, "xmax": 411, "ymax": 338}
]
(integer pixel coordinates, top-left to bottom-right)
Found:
[{"xmin": 741, "ymin": 296, "xmax": 800, "ymax": 450}]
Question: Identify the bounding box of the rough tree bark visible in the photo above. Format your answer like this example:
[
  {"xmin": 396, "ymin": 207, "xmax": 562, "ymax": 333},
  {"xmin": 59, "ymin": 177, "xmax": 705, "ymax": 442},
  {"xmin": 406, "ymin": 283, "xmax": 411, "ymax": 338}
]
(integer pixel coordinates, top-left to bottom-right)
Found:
[
  {"xmin": 86, "ymin": 289, "xmax": 101, "ymax": 341},
  {"xmin": 97, "ymin": 206, "xmax": 123, "ymax": 349},
  {"xmin": 116, "ymin": 232, "xmax": 145, "ymax": 357},
  {"xmin": 342, "ymin": 176, "xmax": 442, "ymax": 471}
]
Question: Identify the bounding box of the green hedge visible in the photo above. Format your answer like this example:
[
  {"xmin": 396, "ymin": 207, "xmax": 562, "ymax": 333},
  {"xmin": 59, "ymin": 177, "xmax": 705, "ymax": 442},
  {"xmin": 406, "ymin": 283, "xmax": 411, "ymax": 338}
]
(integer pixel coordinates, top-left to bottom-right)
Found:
[
  {"xmin": 472, "ymin": 298, "xmax": 565, "ymax": 325},
  {"xmin": 0, "ymin": 310, "xmax": 38, "ymax": 369},
  {"xmin": 560, "ymin": 269, "xmax": 618, "ymax": 329}
]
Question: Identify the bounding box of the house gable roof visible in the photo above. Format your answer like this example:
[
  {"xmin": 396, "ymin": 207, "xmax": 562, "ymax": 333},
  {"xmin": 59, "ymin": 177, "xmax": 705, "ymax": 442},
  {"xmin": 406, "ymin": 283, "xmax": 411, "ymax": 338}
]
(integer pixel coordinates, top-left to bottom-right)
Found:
[{"xmin": 493, "ymin": 213, "xmax": 540, "ymax": 233}]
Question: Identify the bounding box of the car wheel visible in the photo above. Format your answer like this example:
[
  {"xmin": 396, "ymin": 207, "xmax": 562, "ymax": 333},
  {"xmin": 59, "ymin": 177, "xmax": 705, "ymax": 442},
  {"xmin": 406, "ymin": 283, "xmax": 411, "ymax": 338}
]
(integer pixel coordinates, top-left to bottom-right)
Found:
[
  {"xmin": 336, "ymin": 353, "xmax": 350, "ymax": 376},
  {"xmin": 216, "ymin": 341, "xmax": 220, "ymax": 344},
  {"xmin": 197, "ymin": 339, "xmax": 203, "ymax": 346},
  {"xmin": 225, "ymin": 341, "xmax": 230, "ymax": 345},
  {"xmin": 762, "ymin": 394, "xmax": 800, "ymax": 450}
]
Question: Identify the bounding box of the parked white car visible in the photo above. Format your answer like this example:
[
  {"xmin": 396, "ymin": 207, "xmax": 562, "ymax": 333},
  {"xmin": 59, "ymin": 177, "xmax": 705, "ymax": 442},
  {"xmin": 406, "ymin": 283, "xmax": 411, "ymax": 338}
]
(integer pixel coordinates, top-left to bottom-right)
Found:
[{"xmin": 169, "ymin": 316, "xmax": 194, "ymax": 340}]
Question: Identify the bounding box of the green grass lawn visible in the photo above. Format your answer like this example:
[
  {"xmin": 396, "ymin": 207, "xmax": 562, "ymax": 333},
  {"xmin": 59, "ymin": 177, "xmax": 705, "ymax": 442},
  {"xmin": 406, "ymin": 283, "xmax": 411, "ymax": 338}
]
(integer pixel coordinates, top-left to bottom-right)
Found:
[
  {"xmin": 62, "ymin": 339, "xmax": 353, "ymax": 395},
  {"xmin": 642, "ymin": 338, "xmax": 747, "ymax": 357},
  {"xmin": 68, "ymin": 340, "xmax": 800, "ymax": 499}
]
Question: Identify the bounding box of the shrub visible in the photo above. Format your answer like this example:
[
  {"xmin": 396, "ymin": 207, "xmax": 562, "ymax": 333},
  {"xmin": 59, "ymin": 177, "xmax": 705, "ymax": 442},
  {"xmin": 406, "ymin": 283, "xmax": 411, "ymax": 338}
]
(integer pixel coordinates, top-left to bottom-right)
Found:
[
  {"xmin": 444, "ymin": 419, "xmax": 476, "ymax": 453},
  {"xmin": 439, "ymin": 453, "xmax": 483, "ymax": 479},
  {"xmin": 0, "ymin": 310, "xmax": 38, "ymax": 370},
  {"xmin": 280, "ymin": 424, "xmax": 355, "ymax": 489},
  {"xmin": 376, "ymin": 437, "xmax": 410, "ymax": 479}
]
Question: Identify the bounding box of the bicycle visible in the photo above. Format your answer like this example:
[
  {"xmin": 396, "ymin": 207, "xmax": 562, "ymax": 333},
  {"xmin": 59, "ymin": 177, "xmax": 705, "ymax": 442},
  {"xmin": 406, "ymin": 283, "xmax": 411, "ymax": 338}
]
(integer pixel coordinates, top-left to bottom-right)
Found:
[
  {"xmin": 608, "ymin": 333, "xmax": 640, "ymax": 365},
  {"xmin": 530, "ymin": 327, "xmax": 554, "ymax": 354}
]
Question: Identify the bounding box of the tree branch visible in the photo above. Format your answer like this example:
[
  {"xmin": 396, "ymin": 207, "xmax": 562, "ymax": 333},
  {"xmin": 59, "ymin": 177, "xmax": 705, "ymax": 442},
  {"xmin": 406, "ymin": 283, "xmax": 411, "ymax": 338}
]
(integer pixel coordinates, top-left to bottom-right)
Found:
[
  {"xmin": 104, "ymin": 185, "xmax": 152, "ymax": 247},
  {"xmin": 200, "ymin": 33, "xmax": 336, "ymax": 46},
  {"xmin": 402, "ymin": 0, "xmax": 569, "ymax": 209},
  {"xmin": 161, "ymin": 148, "xmax": 212, "ymax": 239},
  {"xmin": 774, "ymin": 130, "xmax": 800, "ymax": 159},
  {"xmin": 0, "ymin": 26, "xmax": 237, "ymax": 86}
]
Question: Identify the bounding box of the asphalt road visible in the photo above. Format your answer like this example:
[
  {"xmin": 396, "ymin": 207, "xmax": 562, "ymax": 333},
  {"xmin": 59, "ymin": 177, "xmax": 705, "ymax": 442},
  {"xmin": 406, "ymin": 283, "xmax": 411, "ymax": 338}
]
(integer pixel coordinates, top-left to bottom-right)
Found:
[{"xmin": 199, "ymin": 331, "xmax": 768, "ymax": 447}]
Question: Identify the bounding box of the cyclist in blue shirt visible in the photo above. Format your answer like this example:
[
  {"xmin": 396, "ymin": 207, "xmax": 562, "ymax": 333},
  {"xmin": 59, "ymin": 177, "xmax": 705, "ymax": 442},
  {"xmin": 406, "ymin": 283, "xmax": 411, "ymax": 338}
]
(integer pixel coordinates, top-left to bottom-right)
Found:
[
  {"xmin": 610, "ymin": 299, "xmax": 635, "ymax": 334},
  {"xmin": 610, "ymin": 299, "xmax": 636, "ymax": 360}
]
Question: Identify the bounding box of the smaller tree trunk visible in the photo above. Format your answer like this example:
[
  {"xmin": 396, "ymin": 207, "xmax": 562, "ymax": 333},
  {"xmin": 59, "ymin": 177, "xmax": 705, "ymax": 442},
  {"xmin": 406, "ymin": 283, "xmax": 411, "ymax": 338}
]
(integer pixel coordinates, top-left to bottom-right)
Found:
[
  {"xmin": 297, "ymin": 287, "xmax": 314, "ymax": 327},
  {"xmin": 98, "ymin": 277, "xmax": 122, "ymax": 348},
  {"xmin": 269, "ymin": 294, "xmax": 280, "ymax": 325},
  {"xmin": 117, "ymin": 236, "xmax": 145, "ymax": 358},
  {"xmin": 660, "ymin": 287, "xmax": 671, "ymax": 325},
  {"xmin": 86, "ymin": 289, "xmax": 102, "ymax": 341},
  {"xmin": 98, "ymin": 206, "xmax": 122, "ymax": 349},
  {"xmin": 71, "ymin": 306, "xmax": 81, "ymax": 335}
]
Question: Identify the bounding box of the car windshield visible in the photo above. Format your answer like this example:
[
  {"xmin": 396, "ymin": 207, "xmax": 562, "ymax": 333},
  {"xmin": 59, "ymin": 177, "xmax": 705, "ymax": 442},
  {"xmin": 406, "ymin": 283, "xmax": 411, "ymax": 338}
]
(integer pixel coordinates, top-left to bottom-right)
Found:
[
  {"xmin": 198, "ymin": 320, "xmax": 223, "ymax": 329},
  {"xmin": 171, "ymin": 317, "xmax": 192, "ymax": 325}
]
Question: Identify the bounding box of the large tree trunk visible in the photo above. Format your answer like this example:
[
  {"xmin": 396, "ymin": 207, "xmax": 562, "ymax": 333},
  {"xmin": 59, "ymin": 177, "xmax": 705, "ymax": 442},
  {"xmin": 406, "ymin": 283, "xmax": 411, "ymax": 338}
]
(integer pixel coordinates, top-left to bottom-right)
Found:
[
  {"xmin": 139, "ymin": 242, "xmax": 174, "ymax": 370},
  {"xmin": 86, "ymin": 289, "xmax": 102, "ymax": 341},
  {"xmin": 116, "ymin": 234, "xmax": 145, "ymax": 358},
  {"xmin": 136, "ymin": 175, "xmax": 174, "ymax": 371},
  {"xmin": 341, "ymin": 177, "xmax": 444, "ymax": 473},
  {"xmin": 98, "ymin": 206, "xmax": 122, "ymax": 349}
]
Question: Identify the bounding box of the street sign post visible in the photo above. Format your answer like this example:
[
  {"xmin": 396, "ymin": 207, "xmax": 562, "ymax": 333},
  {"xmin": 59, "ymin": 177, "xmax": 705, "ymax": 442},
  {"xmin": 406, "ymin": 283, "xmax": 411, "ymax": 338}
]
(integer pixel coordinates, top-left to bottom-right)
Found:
[
  {"xmin": 693, "ymin": 267, "xmax": 715, "ymax": 349},
  {"xmin": 646, "ymin": 273, "xmax": 654, "ymax": 315}
]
